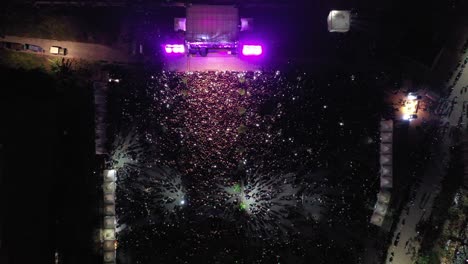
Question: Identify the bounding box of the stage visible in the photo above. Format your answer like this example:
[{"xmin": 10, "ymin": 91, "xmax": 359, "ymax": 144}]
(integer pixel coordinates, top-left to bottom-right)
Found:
[{"xmin": 162, "ymin": 52, "xmax": 266, "ymax": 72}]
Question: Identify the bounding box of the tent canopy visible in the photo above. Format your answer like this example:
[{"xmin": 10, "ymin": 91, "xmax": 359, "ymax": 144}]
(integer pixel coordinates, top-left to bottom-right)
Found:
[{"xmin": 327, "ymin": 10, "xmax": 351, "ymax": 33}]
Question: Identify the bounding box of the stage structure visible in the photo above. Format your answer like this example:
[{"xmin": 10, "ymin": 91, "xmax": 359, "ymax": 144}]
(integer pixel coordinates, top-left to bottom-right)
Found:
[
  {"xmin": 370, "ymin": 120, "xmax": 394, "ymax": 226},
  {"xmin": 327, "ymin": 10, "xmax": 351, "ymax": 33},
  {"xmin": 165, "ymin": 5, "xmax": 263, "ymax": 57}
]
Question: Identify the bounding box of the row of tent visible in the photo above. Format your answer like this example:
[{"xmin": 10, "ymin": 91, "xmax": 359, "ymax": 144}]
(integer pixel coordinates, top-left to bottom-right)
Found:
[
  {"xmin": 94, "ymin": 82, "xmax": 108, "ymax": 155},
  {"xmin": 370, "ymin": 120, "xmax": 394, "ymax": 226},
  {"xmin": 102, "ymin": 169, "xmax": 117, "ymax": 263}
]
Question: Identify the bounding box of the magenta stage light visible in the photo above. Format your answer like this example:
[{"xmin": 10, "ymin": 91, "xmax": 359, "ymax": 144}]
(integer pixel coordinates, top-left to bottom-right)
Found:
[
  {"xmin": 242, "ymin": 45, "xmax": 262, "ymax": 56},
  {"xmin": 164, "ymin": 44, "xmax": 185, "ymax": 54}
]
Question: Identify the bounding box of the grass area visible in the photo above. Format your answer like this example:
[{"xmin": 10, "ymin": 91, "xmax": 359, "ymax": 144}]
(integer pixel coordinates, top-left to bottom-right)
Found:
[
  {"xmin": 0, "ymin": 49, "xmax": 101, "ymax": 77},
  {"xmin": 0, "ymin": 63, "xmax": 100, "ymax": 263},
  {"xmin": 0, "ymin": 50, "xmax": 49, "ymax": 71}
]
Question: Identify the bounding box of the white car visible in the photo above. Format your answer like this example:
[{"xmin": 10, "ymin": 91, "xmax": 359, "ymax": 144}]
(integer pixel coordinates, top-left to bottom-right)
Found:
[{"xmin": 49, "ymin": 46, "xmax": 67, "ymax": 55}]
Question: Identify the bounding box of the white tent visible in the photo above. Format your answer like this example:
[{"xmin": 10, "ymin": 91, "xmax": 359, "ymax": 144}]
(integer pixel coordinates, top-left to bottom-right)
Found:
[
  {"xmin": 381, "ymin": 165, "xmax": 393, "ymax": 177},
  {"xmin": 103, "ymin": 170, "xmax": 116, "ymax": 182},
  {"xmin": 374, "ymin": 202, "xmax": 388, "ymax": 215},
  {"xmin": 104, "ymin": 193, "xmax": 115, "ymax": 204},
  {"xmin": 327, "ymin": 10, "xmax": 351, "ymax": 33},
  {"xmin": 380, "ymin": 155, "xmax": 392, "ymax": 165},
  {"xmin": 370, "ymin": 212, "xmax": 384, "ymax": 226},
  {"xmin": 377, "ymin": 191, "xmax": 391, "ymax": 204},
  {"xmin": 380, "ymin": 143, "xmax": 392, "ymax": 154},
  {"xmin": 103, "ymin": 240, "xmax": 115, "ymax": 251},
  {"xmin": 103, "ymin": 251, "xmax": 116, "ymax": 263},
  {"xmin": 103, "ymin": 229, "xmax": 116, "ymax": 240},
  {"xmin": 380, "ymin": 120, "xmax": 394, "ymax": 132},
  {"xmin": 104, "ymin": 204, "xmax": 115, "ymax": 216},
  {"xmin": 381, "ymin": 132, "xmax": 393, "ymax": 143},
  {"xmin": 380, "ymin": 175, "xmax": 393, "ymax": 189},
  {"xmin": 104, "ymin": 216, "xmax": 116, "ymax": 229},
  {"xmin": 103, "ymin": 182, "xmax": 116, "ymax": 194}
]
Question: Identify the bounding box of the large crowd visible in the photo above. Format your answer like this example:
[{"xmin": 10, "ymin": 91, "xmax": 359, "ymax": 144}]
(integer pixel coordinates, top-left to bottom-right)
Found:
[{"xmin": 107, "ymin": 69, "xmax": 386, "ymax": 263}]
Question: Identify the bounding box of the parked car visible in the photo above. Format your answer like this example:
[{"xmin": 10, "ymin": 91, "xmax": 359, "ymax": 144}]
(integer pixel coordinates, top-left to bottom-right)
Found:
[
  {"xmin": 0, "ymin": 41, "xmax": 24, "ymax": 51},
  {"xmin": 24, "ymin": 44, "xmax": 44, "ymax": 52},
  {"xmin": 49, "ymin": 46, "xmax": 67, "ymax": 55}
]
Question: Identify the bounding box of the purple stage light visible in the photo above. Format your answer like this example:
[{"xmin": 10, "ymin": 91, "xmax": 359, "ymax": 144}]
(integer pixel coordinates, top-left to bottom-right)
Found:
[
  {"xmin": 242, "ymin": 45, "xmax": 262, "ymax": 56},
  {"xmin": 164, "ymin": 44, "xmax": 185, "ymax": 54}
]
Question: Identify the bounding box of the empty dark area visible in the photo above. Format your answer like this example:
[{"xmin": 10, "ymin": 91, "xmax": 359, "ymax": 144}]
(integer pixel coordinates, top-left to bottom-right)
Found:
[{"xmin": 0, "ymin": 67, "xmax": 98, "ymax": 264}]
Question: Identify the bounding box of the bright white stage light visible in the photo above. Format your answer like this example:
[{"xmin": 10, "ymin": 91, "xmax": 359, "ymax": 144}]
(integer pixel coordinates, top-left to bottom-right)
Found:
[{"xmin": 164, "ymin": 44, "xmax": 185, "ymax": 54}]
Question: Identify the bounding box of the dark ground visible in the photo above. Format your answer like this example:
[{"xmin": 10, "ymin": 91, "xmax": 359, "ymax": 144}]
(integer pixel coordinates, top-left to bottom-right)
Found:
[{"xmin": 0, "ymin": 67, "xmax": 98, "ymax": 264}]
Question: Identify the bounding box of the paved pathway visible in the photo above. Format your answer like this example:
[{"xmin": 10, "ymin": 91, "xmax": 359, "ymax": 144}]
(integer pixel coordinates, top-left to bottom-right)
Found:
[
  {"xmin": 1, "ymin": 35, "xmax": 132, "ymax": 63},
  {"xmin": 385, "ymin": 38, "xmax": 468, "ymax": 264}
]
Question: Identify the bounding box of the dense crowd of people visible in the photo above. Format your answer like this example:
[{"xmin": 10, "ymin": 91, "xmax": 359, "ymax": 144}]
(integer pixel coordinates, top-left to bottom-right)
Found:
[{"xmin": 107, "ymin": 69, "xmax": 387, "ymax": 263}]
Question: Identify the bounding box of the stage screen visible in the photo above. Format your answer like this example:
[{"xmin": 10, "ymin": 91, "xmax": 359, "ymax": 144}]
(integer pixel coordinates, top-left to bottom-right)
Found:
[{"xmin": 186, "ymin": 5, "xmax": 239, "ymax": 43}]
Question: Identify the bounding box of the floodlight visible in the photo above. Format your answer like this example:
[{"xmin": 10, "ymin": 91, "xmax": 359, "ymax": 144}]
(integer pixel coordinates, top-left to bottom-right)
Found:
[
  {"xmin": 242, "ymin": 45, "xmax": 263, "ymax": 56},
  {"xmin": 164, "ymin": 44, "xmax": 185, "ymax": 54}
]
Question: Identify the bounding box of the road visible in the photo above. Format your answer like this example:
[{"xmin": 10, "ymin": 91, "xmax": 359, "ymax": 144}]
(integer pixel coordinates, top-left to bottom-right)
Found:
[
  {"xmin": 385, "ymin": 39, "xmax": 468, "ymax": 263},
  {"xmin": 1, "ymin": 35, "xmax": 132, "ymax": 63}
]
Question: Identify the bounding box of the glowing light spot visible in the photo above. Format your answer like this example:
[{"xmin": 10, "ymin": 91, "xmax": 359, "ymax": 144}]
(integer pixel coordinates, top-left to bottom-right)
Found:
[
  {"xmin": 233, "ymin": 183, "xmax": 242, "ymax": 193},
  {"xmin": 239, "ymin": 201, "xmax": 247, "ymax": 210},
  {"xmin": 242, "ymin": 45, "xmax": 263, "ymax": 56},
  {"xmin": 164, "ymin": 44, "xmax": 185, "ymax": 54}
]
